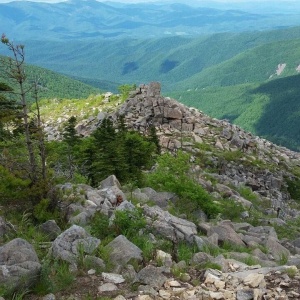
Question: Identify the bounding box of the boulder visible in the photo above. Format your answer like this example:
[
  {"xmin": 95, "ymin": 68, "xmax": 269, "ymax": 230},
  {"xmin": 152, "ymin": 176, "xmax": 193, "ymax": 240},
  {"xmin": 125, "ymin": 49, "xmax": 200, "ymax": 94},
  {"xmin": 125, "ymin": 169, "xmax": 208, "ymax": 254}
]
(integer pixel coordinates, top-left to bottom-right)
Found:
[
  {"xmin": 0, "ymin": 238, "xmax": 41, "ymax": 292},
  {"xmin": 39, "ymin": 220, "xmax": 61, "ymax": 240},
  {"xmin": 0, "ymin": 217, "xmax": 10, "ymax": 239},
  {"xmin": 137, "ymin": 265, "xmax": 167, "ymax": 289},
  {"xmin": 208, "ymin": 224, "xmax": 246, "ymax": 247},
  {"xmin": 104, "ymin": 235, "xmax": 142, "ymax": 267},
  {"xmin": 143, "ymin": 205, "xmax": 197, "ymax": 243},
  {"xmin": 51, "ymin": 225, "xmax": 100, "ymax": 264},
  {"xmin": 99, "ymin": 175, "xmax": 121, "ymax": 189},
  {"xmin": 265, "ymin": 236, "xmax": 290, "ymax": 261}
]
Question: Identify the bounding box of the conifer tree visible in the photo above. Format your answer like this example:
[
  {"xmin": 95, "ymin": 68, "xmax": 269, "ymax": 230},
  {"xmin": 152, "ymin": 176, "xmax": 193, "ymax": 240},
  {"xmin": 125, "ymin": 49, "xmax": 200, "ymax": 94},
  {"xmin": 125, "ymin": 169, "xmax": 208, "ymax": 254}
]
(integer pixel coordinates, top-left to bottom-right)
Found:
[
  {"xmin": 62, "ymin": 116, "xmax": 80, "ymax": 179},
  {"xmin": 0, "ymin": 82, "xmax": 19, "ymax": 140}
]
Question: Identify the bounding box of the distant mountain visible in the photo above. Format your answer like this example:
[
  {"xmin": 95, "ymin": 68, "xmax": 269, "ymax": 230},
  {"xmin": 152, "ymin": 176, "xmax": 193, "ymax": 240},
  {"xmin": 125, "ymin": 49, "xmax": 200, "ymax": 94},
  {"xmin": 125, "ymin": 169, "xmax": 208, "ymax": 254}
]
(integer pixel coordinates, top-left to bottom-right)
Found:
[
  {"xmin": 2, "ymin": 0, "xmax": 300, "ymax": 41},
  {"xmin": 173, "ymin": 37, "xmax": 300, "ymax": 91},
  {"xmin": 170, "ymin": 74, "xmax": 300, "ymax": 151},
  {"xmin": 8, "ymin": 26, "xmax": 300, "ymax": 93}
]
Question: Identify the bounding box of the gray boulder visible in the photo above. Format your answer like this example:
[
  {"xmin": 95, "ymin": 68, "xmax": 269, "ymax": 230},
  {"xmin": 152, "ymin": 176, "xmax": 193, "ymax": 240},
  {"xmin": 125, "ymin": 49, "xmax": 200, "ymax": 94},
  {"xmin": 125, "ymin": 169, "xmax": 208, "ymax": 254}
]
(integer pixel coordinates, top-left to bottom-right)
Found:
[
  {"xmin": 0, "ymin": 238, "xmax": 41, "ymax": 292},
  {"xmin": 140, "ymin": 187, "xmax": 177, "ymax": 208},
  {"xmin": 143, "ymin": 205, "xmax": 197, "ymax": 243},
  {"xmin": 265, "ymin": 236, "xmax": 290, "ymax": 261},
  {"xmin": 104, "ymin": 235, "xmax": 142, "ymax": 267},
  {"xmin": 39, "ymin": 220, "xmax": 61, "ymax": 240},
  {"xmin": 208, "ymin": 224, "xmax": 246, "ymax": 247},
  {"xmin": 136, "ymin": 265, "xmax": 167, "ymax": 289},
  {"xmin": 99, "ymin": 175, "xmax": 121, "ymax": 189},
  {"xmin": 51, "ymin": 225, "xmax": 100, "ymax": 264},
  {"xmin": 0, "ymin": 217, "xmax": 10, "ymax": 239},
  {"xmin": 291, "ymin": 237, "xmax": 300, "ymax": 248}
]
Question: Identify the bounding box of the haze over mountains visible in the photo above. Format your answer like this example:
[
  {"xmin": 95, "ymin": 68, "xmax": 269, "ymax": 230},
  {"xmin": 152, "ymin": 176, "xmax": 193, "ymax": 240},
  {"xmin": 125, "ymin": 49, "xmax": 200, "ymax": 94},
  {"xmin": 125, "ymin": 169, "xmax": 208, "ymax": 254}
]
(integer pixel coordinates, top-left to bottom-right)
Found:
[
  {"xmin": 1, "ymin": 0, "xmax": 300, "ymax": 150},
  {"xmin": 2, "ymin": 0, "xmax": 300, "ymax": 40}
]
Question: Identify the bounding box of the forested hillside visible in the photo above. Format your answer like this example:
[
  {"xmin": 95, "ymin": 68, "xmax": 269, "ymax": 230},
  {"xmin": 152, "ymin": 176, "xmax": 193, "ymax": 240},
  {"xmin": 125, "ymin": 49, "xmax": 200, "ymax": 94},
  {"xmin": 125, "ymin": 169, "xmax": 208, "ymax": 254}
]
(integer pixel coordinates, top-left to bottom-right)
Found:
[
  {"xmin": 4, "ymin": 26, "xmax": 296, "ymax": 93},
  {"xmin": 0, "ymin": 55, "xmax": 101, "ymax": 99},
  {"xmin": 170, "ymin": 74, "xmax": 300, "ymax": 150}
]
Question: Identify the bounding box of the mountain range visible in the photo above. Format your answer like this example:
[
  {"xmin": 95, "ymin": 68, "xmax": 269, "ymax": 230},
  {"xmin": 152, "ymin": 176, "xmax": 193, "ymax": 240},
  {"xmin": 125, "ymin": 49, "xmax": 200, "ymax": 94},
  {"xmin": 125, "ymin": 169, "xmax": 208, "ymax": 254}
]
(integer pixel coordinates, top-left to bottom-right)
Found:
[
  {"xmin": 1, "ymin": 0, "xmax": 300, "ymax": 150},
  {"xmin": 2, "ymin": 0, "xmax": 300, "ymax": 41}
]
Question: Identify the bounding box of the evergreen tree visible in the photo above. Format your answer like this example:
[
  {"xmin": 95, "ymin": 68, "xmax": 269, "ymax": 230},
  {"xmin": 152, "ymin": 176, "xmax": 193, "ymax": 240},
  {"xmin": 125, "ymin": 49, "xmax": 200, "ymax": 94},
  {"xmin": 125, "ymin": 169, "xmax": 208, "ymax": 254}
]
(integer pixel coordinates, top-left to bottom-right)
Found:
[
  {"xmin": 148, "ymin": 125, "xmax": 161, "ymax": 154},
  {"xmin": 62, "ymin": 116, "xmax": 80, "ymax": 179},
  {"xmin": 123, "ymin": 131, "xmax": 156, "ymax": 183},
  {"xmin": 0, "ymin": 82, "xmax": 17, "ymax": 140},
  {"xmin": 63, "ymin": 116, "xmax": 79, "ymax": 147},
  {"xmin": 82, "ymin": 118, "xmax": 156, "ymax": 186}
]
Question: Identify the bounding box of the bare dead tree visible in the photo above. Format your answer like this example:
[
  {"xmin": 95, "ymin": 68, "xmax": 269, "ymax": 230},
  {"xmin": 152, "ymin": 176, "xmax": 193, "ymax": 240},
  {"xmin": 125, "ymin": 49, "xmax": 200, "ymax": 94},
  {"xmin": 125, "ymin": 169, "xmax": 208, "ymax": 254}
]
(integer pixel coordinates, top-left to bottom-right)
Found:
[{"xmin": 1, "ymin": 34, "xmax": 38, "ymax": 183}]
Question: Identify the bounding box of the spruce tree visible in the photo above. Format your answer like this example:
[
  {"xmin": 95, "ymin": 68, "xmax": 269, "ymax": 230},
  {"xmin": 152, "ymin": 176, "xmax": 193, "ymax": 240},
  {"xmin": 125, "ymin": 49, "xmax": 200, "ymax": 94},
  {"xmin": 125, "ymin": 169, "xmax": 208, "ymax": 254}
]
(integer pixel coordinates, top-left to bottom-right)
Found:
[{"xmin": 62, "ymin": 116, "xmax": 80, "ymax": 179}]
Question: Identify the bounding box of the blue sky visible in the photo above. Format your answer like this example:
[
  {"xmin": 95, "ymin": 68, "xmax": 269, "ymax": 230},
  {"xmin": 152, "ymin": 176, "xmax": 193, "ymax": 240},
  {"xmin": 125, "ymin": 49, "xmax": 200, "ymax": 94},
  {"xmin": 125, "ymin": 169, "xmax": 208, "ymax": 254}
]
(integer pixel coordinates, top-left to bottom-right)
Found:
[
  {"xmin": 1, "ymin": 0, "xmax": 156, "ymax": 2},
  {"xmin": 0, "ymin": 0, "xmax": 296, "ymax": 2}
]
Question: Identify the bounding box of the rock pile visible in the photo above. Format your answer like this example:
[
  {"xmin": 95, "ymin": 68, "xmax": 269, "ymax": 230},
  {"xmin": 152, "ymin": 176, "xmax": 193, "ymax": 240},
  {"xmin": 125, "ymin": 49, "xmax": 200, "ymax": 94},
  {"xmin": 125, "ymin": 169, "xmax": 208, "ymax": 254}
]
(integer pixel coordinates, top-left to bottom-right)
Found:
[{"xmin": 0, "ymin": 174, "xmax": 300, "ymax": 299}]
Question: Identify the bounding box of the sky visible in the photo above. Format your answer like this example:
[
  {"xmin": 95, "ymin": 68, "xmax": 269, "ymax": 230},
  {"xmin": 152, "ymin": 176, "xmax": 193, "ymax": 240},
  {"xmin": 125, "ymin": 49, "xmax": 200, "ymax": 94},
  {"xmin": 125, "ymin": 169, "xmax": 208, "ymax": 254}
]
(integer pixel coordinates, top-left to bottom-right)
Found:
[{"xmin": 0, "ymin": 0, "xmax": 296, "ymax": 3}]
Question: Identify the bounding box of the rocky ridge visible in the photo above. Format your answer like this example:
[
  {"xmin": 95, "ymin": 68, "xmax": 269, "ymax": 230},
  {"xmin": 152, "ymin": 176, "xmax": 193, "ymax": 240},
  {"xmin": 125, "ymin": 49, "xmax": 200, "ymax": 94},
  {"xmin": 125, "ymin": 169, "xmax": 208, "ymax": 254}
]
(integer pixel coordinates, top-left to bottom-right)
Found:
[
  {"xmin": 43, "ymin": 81, "xmax": 300, "ymax": 223},
  {"xmin": 3, "ymin": 82, "xmax": 300, "ymax": 299},
  {"xmin": 109, "ymin": 82, "xmax": 300, "ymax": 218}
]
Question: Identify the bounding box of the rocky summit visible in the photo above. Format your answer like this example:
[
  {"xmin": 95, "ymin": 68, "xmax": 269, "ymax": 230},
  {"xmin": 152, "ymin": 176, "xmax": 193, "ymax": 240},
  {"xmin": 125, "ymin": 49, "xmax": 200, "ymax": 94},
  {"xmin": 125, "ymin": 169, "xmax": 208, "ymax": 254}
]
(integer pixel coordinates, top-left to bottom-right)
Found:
[
  {"xmin": 111, "ymin": 82, "xmax": 300, "ymax": 217},
  {"xmin": 2, "ymin": 82, "xmax": 300, "ymax": 299}
]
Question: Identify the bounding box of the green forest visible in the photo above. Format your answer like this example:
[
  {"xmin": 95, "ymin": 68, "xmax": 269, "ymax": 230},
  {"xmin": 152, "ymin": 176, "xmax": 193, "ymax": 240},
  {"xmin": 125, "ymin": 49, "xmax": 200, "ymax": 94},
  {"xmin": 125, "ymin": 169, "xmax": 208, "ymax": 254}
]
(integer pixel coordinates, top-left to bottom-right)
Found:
[{"xmin": 170, "ymin": 74, "xmax": 300, "ymax": 150}]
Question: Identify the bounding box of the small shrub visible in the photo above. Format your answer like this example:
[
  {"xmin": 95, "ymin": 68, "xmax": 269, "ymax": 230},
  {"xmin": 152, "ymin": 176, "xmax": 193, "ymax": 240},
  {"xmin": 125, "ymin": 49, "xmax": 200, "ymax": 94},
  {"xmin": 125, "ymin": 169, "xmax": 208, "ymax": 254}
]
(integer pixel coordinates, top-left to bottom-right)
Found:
[
  {"xmin": 171, "ymin": 265, "xmax": 185, "ymax": 278},
  {"xmin": 197, "ymin": 261, "xmax": 222, "ymax": 271},
  {"xmin": 237, "ymin": 186, "xmax": 259, "ymax": 202},
  {"xmin": 33, "ymin": 259, "xmax": 75, "ymax": 295},
  {"xmin": 285, "ymin": 267, "xmax": 297, "ymax": 278},
  {"xmin": 201, "ymin": 244, "xmax": 222, "ymax": 257},
  {"xmin": 146, "ymin": 151, "xmax": 220, "ymax": 219},
  {"xmin": 97, "ymin": 244, "xmax": 114, "ymax": 272},
  {"xmin": 220, "ymin": 199, "xmax": 245, "ymax": 222},
  {"xmin": 287, "ymin": 178, "xmax": 300, "ymax": 202},
  {"xmin": 221, "ymin": 241, "xmax": 251, "ymax": 254},
  {"xmin": 112, "ymin": 209, "xmax": 146, "ymax": 239},
  {"xmin": 278, "ymin": 253, "xmax": 288, "ymax": 266},
  {"xmin": 242, "ymin": 255, "xmax": 259, "ymax": 266},
  {"xmin": 131, "ymin": 235, "xmax": 155, "ymax": 263},
  {"xmin": 33, "ymin": 198, "xmax": 60, "ymax": 223},
  {"xmin": 177, "ymin": 242, "xmax": 198, "ymax": 263},
  {"xmin": 90, "ymin": 212, "xmax": 111, "ymax": 240}
]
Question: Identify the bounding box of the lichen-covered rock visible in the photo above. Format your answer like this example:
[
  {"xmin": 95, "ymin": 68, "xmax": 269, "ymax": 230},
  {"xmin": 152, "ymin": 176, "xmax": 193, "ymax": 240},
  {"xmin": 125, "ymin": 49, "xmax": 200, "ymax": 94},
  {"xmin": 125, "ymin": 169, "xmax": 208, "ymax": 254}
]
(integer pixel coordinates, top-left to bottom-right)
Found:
[
  {"xmin": 143, "ymin": 205, "xmax": 197, "ymax": 243},
  {"xmin": 104, "ymin": 235, "xmax": 142, "ymax": 267},
  {"xmin": 0, "ymin": 238, "xmax": 41, "ymax": 292},
  {"xmin": 51, "ymin": 225, "xmax": 100, "ymax": 264}
]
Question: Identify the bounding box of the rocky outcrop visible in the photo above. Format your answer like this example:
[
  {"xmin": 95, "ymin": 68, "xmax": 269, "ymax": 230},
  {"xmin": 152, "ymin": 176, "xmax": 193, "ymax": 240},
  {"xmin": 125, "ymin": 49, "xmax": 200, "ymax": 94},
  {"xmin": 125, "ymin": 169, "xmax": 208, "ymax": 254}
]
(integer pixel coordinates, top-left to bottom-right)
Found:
[{"xmin": 107, "ymin": 82, "xmax": 300, "ymax": 218}]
